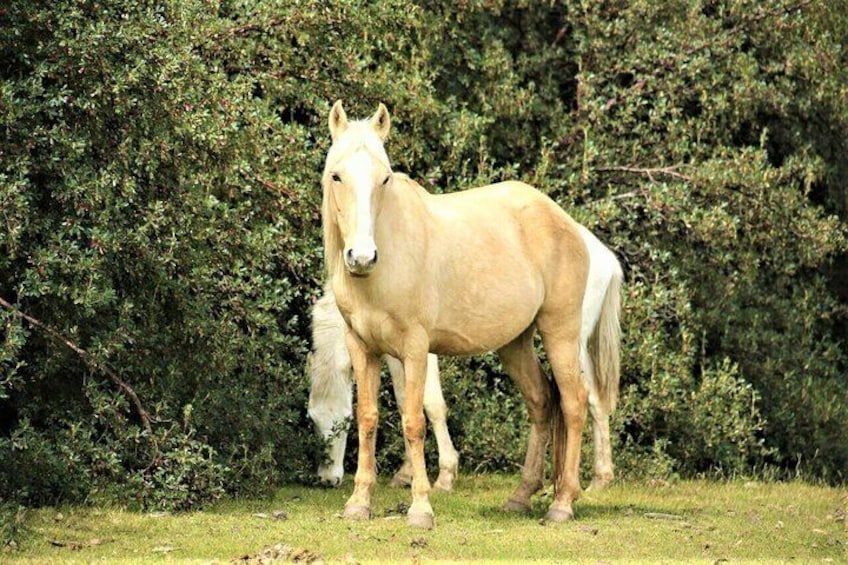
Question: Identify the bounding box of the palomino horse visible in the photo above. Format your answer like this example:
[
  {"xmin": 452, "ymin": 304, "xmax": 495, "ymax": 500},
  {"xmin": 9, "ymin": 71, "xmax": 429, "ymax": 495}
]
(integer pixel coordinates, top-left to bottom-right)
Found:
[
  {"xmin": 307, "ymin": 287, "xmax": 459, "ymax": 491},
  {"xmin": 322, "ymin": 100, "xmax": 619, "ymax": 529},
  {"xmin": 308, "ymin": 220, "xmax": 622, "ymax": 490}
]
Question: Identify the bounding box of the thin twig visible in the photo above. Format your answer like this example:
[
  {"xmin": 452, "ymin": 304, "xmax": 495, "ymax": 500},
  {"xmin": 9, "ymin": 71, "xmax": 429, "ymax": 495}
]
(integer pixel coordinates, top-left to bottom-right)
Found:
[
  {"xmin": 239, "ymin": 169, "xmax": 300, "ymax": 202},
  {"xmin": 596, "ymin": 165, "xmax": 694, "ymax": 183},
  {"xmin": 256, "ymin": 174, "xmax": 298, "ymax": 201},
  {"xmin": 606, "ymin": 190, "xmax": 642, "ymax": 201},
  {"xmin": 0, "ymin": 296, "xmax": 154, "ymax": 438},
  {"xmin": 596, "ymin": 164, "xmax": 758, "ymax": 201}
]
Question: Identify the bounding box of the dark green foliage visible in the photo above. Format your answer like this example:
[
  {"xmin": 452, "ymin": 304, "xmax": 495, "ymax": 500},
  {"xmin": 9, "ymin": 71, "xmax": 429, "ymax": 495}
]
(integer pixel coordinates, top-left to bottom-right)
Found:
[
  {"xmin": 560, "ymin": 0, "xmax": 848, "ymax": 481},
  {"xmin": 440, "ymin": 356, "xmax": 530, "ymax": 473},
  {"xmin": 1, "ymin": 0, "xmax": 846, "ymax": 512}
]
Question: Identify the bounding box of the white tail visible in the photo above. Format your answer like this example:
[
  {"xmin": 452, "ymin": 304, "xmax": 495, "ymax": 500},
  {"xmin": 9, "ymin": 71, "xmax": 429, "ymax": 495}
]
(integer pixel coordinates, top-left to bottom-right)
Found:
[{"xmin": 591, "ymin": 262, "xmax": 623, "ymax": 414}]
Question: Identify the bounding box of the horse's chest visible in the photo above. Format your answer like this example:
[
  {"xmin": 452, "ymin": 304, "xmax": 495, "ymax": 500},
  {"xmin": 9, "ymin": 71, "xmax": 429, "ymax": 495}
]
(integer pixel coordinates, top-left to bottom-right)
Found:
[{"xmin": 333, "ymin": 289, "xmax": 401, "ymax": 354}]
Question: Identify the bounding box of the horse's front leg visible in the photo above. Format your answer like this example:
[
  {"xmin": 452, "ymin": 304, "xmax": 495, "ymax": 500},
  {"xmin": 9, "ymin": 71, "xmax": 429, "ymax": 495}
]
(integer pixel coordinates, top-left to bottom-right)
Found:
[
  {"xmin": 402, "ymin": 346, "xmax": 435, "ymax": 529},
  {"xmin": 343, "ymin": 331, "xmax": 381, "ymax": 520},
  {"xmin": 384, "ymin": 355, "xmax": 415, "ymax": 488}
]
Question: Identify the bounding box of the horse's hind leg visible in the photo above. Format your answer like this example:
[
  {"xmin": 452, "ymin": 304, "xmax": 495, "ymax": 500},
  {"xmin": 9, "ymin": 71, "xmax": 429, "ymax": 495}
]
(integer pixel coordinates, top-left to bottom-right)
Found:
[
  {"xmin": 588, "ymin": 399, "xmax": 613, "ymax": 490},
  {"xmin": 581, "ymin": 351, "xmax": 614, "ymax": 490},
  {"xmin": 497, "ymin": 328, "xmax": 552, "ymax": 513},
  {"xmin": 538, "ymin": 310, "xmax": 587, "ymax": 521}
]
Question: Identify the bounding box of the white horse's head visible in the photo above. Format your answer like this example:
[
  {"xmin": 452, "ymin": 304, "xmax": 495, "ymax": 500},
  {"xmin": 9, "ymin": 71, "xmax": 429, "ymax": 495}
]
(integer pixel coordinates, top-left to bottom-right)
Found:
[
  {"xmin": 306, "ymin": 351, "xmax": 352, "ymax": 487},
  {"xmin": 322, "ymin": 100, "xmax": 393, "ymax": 276}
]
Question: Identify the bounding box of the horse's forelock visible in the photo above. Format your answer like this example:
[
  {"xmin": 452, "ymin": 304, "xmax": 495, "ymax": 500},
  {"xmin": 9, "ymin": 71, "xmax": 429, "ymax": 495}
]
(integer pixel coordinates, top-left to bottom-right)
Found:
[{"xmin": 325, "ymin": 121, "xmax": 391, "ymax": 173}]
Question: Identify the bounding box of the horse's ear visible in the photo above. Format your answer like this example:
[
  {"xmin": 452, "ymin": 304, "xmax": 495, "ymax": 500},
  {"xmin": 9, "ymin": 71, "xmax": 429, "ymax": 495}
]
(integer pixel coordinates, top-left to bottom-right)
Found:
[
  {"xmin": 370, "ymin": 103, "xmax": 391, "ymax": 141},
  {"xmin": 329, "ymin": 100, "xmax": 348, "ymax": 141}
]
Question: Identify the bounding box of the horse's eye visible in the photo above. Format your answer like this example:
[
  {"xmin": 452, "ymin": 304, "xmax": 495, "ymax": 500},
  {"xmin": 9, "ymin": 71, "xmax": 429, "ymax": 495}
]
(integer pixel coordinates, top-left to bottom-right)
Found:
[
  {"xmin": 382, "ymin": 175, "xmax": 391, "ymax": 186},
  {"xmin": 331, "ymin": 173, "xmax": 341, "ymax": 183}
]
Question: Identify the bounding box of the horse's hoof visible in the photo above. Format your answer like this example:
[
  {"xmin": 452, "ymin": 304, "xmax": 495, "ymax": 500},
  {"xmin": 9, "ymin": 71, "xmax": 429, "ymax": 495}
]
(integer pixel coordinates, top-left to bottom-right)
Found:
[
  {"xmin": 502, "ymin": 499, "xmax": 532, "ymax": 514},
  {"xmin": 432, "ymin": 473, "xmax": 455, "ymax": 493},
  {"xmin": 587, "ymin": 476, "xmax": 612, "ymax": 492},
  {"xmin": 407, "ymin": 511, "xmax": 435, "ymax": 530},
  {"xmin": 432, "ymin": 480, "xmax": 453, "ymax": 493},
  {"xmin": 544, "ymin": 506, "xmax": 574, "ymax": 522},
  {"xmin": 390, "ymin": 474, "xmax": 413, "ymax": 488},
  {"xmin": 343, "ymin": 505, "xmax": 372, "ymax": 520}
]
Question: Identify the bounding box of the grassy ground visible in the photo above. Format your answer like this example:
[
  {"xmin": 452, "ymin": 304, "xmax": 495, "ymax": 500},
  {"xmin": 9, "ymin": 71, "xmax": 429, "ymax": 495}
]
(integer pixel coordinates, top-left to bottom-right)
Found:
[{"xmin": 4, "ymin": 475, "xmax": 846, "ymax": 564}]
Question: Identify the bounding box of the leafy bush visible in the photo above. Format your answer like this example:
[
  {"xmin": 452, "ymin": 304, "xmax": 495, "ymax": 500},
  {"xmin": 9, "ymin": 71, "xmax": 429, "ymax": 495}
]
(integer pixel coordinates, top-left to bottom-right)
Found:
[{"xmin": 1, "ymin": 0, "xmax": 845, "ymax": 512}]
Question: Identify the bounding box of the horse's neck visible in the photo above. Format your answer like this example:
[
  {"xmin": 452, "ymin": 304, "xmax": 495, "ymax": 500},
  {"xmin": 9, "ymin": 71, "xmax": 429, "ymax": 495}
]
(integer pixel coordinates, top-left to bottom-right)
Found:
[{"xmin": 378, "ymin": 175, "xmax": 429, "ymax": 271}]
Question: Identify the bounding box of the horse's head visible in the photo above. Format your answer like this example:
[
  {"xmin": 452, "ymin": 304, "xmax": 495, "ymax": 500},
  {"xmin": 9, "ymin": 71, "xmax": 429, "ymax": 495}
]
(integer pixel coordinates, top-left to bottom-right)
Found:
[{"xmin": 322, "ymin": 100, "xmax": 393, "ymax": 277}]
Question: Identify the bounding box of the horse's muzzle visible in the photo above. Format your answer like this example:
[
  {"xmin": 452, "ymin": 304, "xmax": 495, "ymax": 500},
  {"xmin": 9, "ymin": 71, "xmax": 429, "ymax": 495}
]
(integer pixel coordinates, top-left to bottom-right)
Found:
[{"xmin": 344, "ymin": 248, "xmax": 378, "ymax": 275}]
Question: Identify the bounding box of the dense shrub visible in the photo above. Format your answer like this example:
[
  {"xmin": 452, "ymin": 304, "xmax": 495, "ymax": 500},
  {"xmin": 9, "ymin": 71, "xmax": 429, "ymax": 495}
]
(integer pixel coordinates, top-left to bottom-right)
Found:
[{"xmin": 1, "ymin": 0, "xmax": 845, "ymax": 511}]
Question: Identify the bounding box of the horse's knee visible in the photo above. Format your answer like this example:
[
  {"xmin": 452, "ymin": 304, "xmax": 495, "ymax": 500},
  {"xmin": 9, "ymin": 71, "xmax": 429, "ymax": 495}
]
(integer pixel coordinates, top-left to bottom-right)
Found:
[
  {"xmin": 423, "ymin": 398, "xmax": 447, "ymax": 421},
  {"xmin": 402, "ymin": 412, "xmax": 426, "ymax": 442},
  {"xmin": 563, "ymin": 395, "xmax": 587, "ymax": 426},
  {"xmin": 357, "ymin": 409, "xmax": 379, "ymax": 437}
]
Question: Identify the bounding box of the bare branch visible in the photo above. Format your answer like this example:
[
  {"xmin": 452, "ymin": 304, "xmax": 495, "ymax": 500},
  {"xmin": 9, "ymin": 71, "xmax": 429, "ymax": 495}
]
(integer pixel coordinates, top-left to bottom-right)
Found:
[
  {"xmin": 0, "ymin": 296, "xmax": 154, "ymax": 439},
  {"xmin": 596, "ymin": 165, "xmax": 694, "ymax": 183},
  {"xmin": 595, "ymin": 164, "xmax": 759, "ymax": 201},
  {"xmin": 246, "ymin": 171, "xmax": 299, "ymax": 202}
]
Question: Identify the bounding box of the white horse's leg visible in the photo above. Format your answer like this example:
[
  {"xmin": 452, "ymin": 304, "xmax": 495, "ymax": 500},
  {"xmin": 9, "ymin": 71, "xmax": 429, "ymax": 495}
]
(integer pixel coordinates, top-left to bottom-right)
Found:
[
  {"xmin": 423, "ymin": 355, "xmax": 459, "ymax": 492},
  {"xmin": 582, "ymin": 347, "xmax": 614, "ymax": 490},
  {"xmin": 387, "ymin": 354, "xmax": 459, "ymax": 491},
  {"xmin": 588, "ymin": 401, "xmax": 613, "ymax": 490}
]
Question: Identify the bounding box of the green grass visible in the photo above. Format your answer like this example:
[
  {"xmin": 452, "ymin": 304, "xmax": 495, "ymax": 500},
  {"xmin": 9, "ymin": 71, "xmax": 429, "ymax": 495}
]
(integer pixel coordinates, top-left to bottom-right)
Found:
[{"xmin": 4, "ymin": 476, "xmax": 846, "ymax": 563}]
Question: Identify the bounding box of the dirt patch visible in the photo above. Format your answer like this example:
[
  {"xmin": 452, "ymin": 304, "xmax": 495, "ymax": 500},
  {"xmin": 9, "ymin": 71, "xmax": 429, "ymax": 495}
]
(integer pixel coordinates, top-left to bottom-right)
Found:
[{"xmin": 233, "ymin": 543, "xmax": 325, "ymax": 564}]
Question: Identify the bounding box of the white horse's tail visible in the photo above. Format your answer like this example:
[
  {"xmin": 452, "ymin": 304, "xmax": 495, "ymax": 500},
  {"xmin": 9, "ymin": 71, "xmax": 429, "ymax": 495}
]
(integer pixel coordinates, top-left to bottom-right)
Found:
[{"xmin": 590, "ymin": 261, "xmax": 623, "ymax": 414}]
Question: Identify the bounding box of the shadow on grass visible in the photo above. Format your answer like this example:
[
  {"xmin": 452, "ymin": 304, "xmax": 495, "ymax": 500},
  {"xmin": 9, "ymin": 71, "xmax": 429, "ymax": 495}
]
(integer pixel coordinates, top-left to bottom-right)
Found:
[{"xmin": 474, "ymin": 501, "xmax": 701, "ymax": 523}]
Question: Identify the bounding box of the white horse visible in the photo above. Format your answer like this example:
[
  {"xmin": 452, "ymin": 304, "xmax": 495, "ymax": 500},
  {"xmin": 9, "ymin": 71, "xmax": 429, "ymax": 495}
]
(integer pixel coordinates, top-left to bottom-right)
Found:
[
  {"xmin": 308, "ymin": 224, "xmax": 622, "ymax": 491},
  {"xmin": 321, "ymin": 100, "xmax": 621, "ymax": 528}
]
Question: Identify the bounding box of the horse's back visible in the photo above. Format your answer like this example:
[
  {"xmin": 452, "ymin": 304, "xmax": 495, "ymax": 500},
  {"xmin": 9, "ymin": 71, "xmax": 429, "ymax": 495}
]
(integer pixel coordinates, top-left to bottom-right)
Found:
[
  {"xmin": 428, "ymin": 181, "xmax": 582, "ymax": 247},
  {"xmin": 436, "ymin": 181, "xmax": 587, "ymax": 286},
  {"xmin": 432, "ymin": 181, "xmax": 565, "ymax": 216}
]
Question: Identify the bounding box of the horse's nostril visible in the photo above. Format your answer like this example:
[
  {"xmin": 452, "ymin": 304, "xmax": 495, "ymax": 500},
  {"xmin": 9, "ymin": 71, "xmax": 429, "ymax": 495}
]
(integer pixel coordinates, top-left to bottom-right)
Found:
[
  {"xmin": 345, "ymin": 249, "xmax": 355, "ymax": 265},
  {"xmin": 372, "ymin": 250, "xmax": 378, "ymax": 264}
]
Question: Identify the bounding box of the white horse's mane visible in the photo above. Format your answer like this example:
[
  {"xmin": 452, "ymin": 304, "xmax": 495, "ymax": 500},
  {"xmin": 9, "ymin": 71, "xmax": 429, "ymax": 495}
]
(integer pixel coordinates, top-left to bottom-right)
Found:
[{"xmin": 309, "ymin": 290, "xmax": 352, "ymax": 396}]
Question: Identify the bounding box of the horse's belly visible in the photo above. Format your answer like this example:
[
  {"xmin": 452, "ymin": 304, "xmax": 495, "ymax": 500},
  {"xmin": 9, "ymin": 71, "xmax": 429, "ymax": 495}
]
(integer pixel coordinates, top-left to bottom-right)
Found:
[
  {"xmin": 429, "ymin": 292, "xmax": 541, "ymax": 355},
  {"xmin": 429, "ymin": 324, "xmax": 529, "ymax": 356}
]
